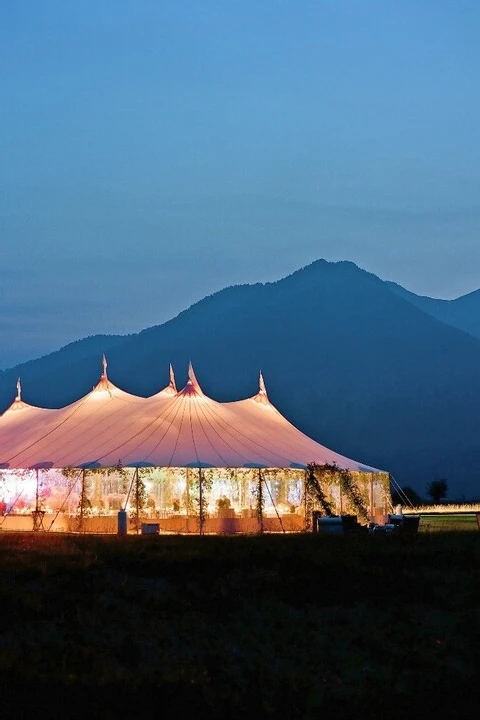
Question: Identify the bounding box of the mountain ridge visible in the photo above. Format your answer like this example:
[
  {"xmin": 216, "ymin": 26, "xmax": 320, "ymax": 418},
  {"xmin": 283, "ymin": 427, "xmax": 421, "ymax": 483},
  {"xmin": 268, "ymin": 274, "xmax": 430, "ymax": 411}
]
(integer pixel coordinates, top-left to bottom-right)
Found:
[
  {"xmin": 386, "ymin": 280, "xmax": 480, "ymax": 340},
  {"xmin": 3, "ymin": 259, "xmax": 480, "ymax": 497}
]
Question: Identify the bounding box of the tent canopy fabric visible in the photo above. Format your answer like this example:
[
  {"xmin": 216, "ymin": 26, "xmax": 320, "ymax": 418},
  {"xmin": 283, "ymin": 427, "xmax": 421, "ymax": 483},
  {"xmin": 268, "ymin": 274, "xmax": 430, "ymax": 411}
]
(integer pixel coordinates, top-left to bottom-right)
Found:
[{"xmin": 0, "ymin": 362, "xmax": 383, "ymax": 473}]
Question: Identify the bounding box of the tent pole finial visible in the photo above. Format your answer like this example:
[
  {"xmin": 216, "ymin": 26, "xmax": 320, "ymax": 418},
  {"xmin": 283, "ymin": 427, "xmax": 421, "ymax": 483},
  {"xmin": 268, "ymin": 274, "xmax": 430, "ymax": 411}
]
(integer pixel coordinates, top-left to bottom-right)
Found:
[
  {"xmin": 169, "ymin": 363, "xmax": 177, "ymax": 393},
  {"xmin": 259, "ymin": 371, "xmax": 267, "ymax": 396},
  {"xmin": 186, "ymin": 361, "xmax": 203, "ymax": 394}
]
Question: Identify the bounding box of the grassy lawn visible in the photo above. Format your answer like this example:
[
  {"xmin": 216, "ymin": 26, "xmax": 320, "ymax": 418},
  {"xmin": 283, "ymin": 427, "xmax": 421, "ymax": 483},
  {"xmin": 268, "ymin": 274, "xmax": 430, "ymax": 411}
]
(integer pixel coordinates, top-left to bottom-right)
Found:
[
  {"xmin": 1, "ymin": 531, "xmax": 480, "ymax": 718},
  {"xmin": 419, "ymin": 513, "xmax": 479, "ymax": 532}
]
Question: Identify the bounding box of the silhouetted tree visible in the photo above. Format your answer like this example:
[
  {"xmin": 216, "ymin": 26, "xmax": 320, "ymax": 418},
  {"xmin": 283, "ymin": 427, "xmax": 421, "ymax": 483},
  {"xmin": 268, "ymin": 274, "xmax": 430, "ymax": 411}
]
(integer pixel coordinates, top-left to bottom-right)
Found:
[
  {"xmin": 426, "ymin": 479, "xmax": 448, "ymax": 504},
  {"xmin": 391, "ymin": 485, "xmax": 424, "ymax": 507}
]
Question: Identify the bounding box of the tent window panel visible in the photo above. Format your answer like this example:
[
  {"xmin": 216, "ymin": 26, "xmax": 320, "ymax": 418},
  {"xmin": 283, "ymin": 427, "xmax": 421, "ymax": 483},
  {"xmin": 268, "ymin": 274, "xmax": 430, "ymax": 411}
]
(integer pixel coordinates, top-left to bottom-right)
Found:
[
  {"xmin": 0, "ymin": 470, "xmax": 36, "ymax": 514},
  {"xmin": 45, "ymin": 470, "xmax": 82, "ymax": 514},
  {"xmin": 208, "ymin": 473, "xmax": 240, "ymax": 515},
  {"xmin": 167, "ymin": 469, "xmax": 187, "ymax": 514},
  {"xmin": 286, "ymin": 477, "xmax": 303, "ymax": 510}
]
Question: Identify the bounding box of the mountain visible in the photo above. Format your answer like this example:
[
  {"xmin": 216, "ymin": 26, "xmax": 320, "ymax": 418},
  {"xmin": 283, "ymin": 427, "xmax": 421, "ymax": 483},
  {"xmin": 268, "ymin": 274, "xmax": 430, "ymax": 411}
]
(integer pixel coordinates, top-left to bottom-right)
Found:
[
  {"xmin": 0, "ymin": 333, "xmax": 129, "ymax": 401},
  {"xmin": 386, "ymin": 281, "xmax": 480, "ymax": 340},
  {"xmin": 2, "ymin": 259, "xmax": 480, "ymax": 497}
]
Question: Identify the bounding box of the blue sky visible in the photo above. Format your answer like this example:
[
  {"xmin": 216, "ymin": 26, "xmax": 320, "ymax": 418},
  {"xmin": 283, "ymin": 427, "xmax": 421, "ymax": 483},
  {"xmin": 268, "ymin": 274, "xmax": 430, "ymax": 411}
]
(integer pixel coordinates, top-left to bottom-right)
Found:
[{"xmin": 1, "ymin": 1, "xmax": 480, "ymax": 367}]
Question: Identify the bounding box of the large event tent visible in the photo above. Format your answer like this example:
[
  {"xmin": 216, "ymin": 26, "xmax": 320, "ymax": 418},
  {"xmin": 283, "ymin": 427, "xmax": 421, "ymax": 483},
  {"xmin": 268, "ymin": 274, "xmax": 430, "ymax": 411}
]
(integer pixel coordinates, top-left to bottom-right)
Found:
[{"xmin": 0, "ymin": 360, "xmax": 390, "ymax": 533}]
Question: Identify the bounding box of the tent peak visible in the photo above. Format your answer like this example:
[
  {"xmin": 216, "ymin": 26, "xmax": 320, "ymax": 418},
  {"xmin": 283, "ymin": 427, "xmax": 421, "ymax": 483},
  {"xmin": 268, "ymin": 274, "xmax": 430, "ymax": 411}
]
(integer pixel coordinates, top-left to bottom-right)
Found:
[
  {"xmin": 187, "ymin": 361, "xmax": 203, "ymax": 393},
  {"xmin": 178, "ymin": 361, "xmax": 204, "ymax": 396},
  {"xmin": 158, "ymin": 363, "xmax": 177, "ymax": 396},
  {"xmin": 94, "ymin": 354, "xmax": 111, "ymax": 393},
  {"xmin": 259, "ymin": 371, "xmax": 267, "ymax": 397},
  {"xmin": 148, "ymin": 364, "xmax": 177, "ymax": 398},
  {"xmin": 252, "ymin": 370, "xmax": 271, "ymax": 406},
  {"xmin": 6, "ymin": 377, "xmax": 30, "ymax": 412},
  {"xmin": 169, "ymin": 363, "xmax": 177, "ymax": 393}
]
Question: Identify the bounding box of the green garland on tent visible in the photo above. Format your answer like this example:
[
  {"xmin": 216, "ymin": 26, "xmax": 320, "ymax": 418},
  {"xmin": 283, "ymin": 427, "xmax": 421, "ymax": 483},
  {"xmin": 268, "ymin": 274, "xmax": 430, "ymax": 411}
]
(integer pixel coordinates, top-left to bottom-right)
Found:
[
  {"xmin": 338, "ymin": 468, "xmax": 369, "ymax": 523},
  {"xmin": 251, "ymin": 470, "xmax": 265, "ymax": 533},
  {"xmin": 306, "ymin": 462, "xmax": 369, "ymax": 523},
  {"xmin": 76, "ymin": 470, "xmax": 93, "ymax": 531},
  {"xmin": 129, "ymin": 471, "xmax": 148, "ymax": 532},
  {"xmin": 305, "ymin": 463, "xmax": 334, "ymax": 517},
  {"xmin": 189, "ymin": 468, "xmax": 214, "ymax": 533}
]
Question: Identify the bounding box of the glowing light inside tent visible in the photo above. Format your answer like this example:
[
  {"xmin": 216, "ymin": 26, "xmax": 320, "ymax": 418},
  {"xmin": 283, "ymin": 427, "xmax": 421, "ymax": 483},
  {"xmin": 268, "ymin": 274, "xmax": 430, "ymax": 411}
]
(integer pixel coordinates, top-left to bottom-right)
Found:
[{"xmin": 0, "ymin": 361, "xmax": 390, "ymax": 532}]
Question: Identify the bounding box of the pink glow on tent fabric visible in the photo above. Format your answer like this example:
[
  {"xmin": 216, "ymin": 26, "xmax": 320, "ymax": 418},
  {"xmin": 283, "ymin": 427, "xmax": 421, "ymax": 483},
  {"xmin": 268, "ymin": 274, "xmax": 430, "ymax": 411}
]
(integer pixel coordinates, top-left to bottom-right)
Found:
[
  {"xmin": 0, "ymin": 361, "xmax": 383, "ymax": 473},
  {"xmin": 249, "ymin": 371, "xmax": 272, "ymax": 407},
  {"xmin": 3, "ymin": 378, "xmax": 34, "ymax": 413},
  {"xmin": 147, "ymin": 363, "xmax": 178, "ymax": 398}
]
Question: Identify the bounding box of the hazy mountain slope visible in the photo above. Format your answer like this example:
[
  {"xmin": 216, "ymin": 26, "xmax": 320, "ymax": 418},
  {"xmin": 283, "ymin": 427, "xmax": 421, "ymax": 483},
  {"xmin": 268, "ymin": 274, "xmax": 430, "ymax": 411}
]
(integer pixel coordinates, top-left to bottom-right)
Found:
[
  {"xmin": 0, "ymin": 334, "xmax": 129, "ymax": 400},
  {"xmin": 386, "ymin": 281, "xmax": 480, "ymax": 340},
  {"xmin": 3, "ymin": 260, "xmax": 480, "ymax": 496}
]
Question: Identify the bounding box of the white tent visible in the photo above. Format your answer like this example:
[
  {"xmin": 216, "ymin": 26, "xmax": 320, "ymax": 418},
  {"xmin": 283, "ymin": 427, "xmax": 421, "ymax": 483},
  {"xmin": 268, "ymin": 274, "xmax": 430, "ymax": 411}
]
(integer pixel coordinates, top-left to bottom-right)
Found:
[
  {"xmin": 0, "ymin": 360, "xmax": 389, "ymax": 533},
  {"xmin": 0, "ymin": 361, "xmax": 381, "ymax": 473}
]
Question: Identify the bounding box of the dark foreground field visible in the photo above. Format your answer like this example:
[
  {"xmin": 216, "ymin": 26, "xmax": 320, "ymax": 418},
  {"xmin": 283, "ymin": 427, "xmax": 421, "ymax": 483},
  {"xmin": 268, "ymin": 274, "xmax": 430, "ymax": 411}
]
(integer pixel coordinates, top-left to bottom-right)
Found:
[{"xmin": 1, "ymin": 532, "xmax": 480, "ymax": 719}]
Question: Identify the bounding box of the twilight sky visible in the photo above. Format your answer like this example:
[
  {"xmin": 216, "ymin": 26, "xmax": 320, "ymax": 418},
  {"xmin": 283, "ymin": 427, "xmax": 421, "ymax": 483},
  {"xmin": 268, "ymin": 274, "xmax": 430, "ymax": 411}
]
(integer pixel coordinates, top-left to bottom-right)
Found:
[{"xmin": 1, "ymin": 1, "xmax": 480, "ymax": 369}]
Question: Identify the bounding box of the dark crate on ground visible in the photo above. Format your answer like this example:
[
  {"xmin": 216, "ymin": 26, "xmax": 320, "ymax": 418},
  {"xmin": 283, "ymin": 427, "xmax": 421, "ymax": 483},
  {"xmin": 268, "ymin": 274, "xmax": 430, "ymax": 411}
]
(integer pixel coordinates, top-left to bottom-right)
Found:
[
  {"xmin": 316, "ymin": 515, "xmax": 362, "ymax": 535},
  {"xmin": 141, "ymin": 523, "xmax": 160, "ymax": 535}
]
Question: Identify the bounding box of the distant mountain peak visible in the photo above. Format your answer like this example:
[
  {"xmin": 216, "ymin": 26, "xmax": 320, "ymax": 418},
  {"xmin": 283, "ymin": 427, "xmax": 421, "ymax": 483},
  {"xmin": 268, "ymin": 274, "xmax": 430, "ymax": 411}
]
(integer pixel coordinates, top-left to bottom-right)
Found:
[
  {"xmin": 3, "ymin": 258, "xmax": 480, "ymax": 497},
  {"xmin": 282, "ymin": 258, "xmax": 380, "ymax": 287}
]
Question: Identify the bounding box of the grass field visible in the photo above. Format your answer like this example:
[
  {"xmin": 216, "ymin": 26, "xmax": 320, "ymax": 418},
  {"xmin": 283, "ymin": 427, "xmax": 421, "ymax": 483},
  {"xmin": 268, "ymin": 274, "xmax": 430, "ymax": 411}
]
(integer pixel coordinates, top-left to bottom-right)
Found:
[
  {"xmin": 419, "ymin": 513, "xmax": 479, "ymax": 532},
  {"xmin": 1, "ymin": 531, "xmax": 480, "ymax": 718}
]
